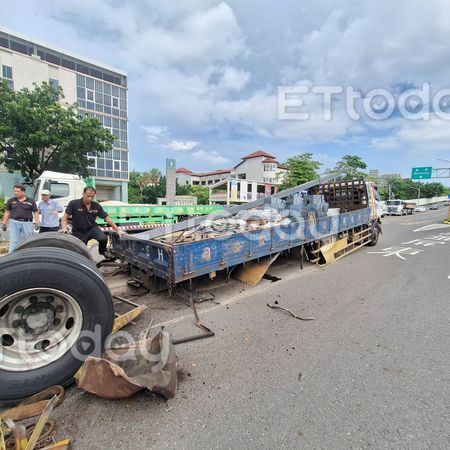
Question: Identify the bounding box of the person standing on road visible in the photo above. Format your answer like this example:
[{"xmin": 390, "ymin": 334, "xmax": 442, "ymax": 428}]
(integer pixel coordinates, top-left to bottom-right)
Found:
[
  {"xmin": 60, "ymin": 186, "xmax": 122, "ymax": 256},
  {"xmin": 38, "ymin": 189, "xmax": 64, "ymax": 233},
  {"xmin": 1, "ymin": 184, "xmax": 39, "ymax": 253}
]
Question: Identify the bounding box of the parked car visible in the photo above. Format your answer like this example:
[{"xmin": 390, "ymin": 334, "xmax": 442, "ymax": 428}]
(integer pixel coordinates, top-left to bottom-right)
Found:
[
  {"xmin": 429, "ymin": 204, "xmax": 439, "ymax": 210},
  {"xmin": 415, "ymin": 206, "xmax": 426, "ymax": 212}
]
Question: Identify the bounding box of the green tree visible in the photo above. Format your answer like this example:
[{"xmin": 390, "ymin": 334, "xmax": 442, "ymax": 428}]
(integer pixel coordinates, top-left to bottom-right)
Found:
[
  {"xmin": 282, "ymin": 152, "xmax": 322, "ymax": 188},
  {"xmin": 148, "ymin": 168, "xmax": 162, "ymax": 186},
  {"xmin": 0, "ymin": 81, "xmax": 114, "ymax": 183},
  {"xmin": 328, "ymin": 154, "xmax": 368, "ymax": 179},
  {"xmin": 420, "ymin": 182, "xmax": 446, "ymax": 198},
  {"xmin": 0, "ymin": 197, "xmax": 5, "ymax": 217},
  {"xmin": 128, "ymin": 170, "xmax": 145, "ymax": 203},
  {"xmin": 188, "ymin": 185, "xmax": 210, "ymax": 205},
  {"xmin": 379, "ymin": 178, "xmax": 448, "ymax": 200},
  {"xmin": 143, "ymin": 176, "xmax": 167, "ymax": 204},
  {"xmin": 176, "ymin": 183, "xmax": 191, "ymax": 196}
]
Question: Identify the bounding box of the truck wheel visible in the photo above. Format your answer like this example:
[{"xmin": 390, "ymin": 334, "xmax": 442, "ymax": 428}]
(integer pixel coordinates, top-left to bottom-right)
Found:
[
  {"xmin": 0, "ymin": 247, "xmax": 114, "ymax": 405},
  {"xmin": 15, "ymin": 232, "xmax": 93, "ymax": 261},
  {"xmin": 367, "ymin": 222, "xmax": 380, "ymax": 247}
]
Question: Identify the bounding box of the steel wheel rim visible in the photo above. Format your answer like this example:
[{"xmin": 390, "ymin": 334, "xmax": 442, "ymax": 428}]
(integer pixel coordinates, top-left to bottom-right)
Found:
[{"xmin": 0, "ymin": 288, "xmax": 83, "ymax": 372}]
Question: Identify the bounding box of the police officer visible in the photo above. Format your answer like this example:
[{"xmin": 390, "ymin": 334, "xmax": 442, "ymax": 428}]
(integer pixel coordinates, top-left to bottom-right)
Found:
[
  {"xmin": 60, "ymin": 186, "xmax": 122, "ymax": 256},
  {"xmin": 38, "ymin": 189, "xmax": 64, "ymax": 233},
  {"xmin": 1, "ymin": 184, "xmax": 39, "ymax": 253}
]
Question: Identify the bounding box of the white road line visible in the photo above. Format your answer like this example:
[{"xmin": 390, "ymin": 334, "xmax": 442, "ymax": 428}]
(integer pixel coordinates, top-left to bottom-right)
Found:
[{"xmin": 413, "ymin": 223, "xmax": 450, "ymax": 232}]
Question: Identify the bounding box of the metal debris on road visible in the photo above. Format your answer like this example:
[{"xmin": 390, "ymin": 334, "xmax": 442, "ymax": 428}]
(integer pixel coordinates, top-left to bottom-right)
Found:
[
  {"xmin": 267, "ymin": 303, "xmax": 314, "ymax": 321},
  {"xmin": 75, "ymin": 331, "xmax": 178, "ymax": 400},
  {"xmin": 0, "ymin": 390, "xmax": 68, "ymax": 450}
]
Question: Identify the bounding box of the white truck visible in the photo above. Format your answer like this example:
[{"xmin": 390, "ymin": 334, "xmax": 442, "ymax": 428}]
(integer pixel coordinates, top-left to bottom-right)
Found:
[
  {"xmin": 385, "ymin": 199, "xmax": 415, "ymax": 216},
  {"xmin": 33, "ymin": 171, "xmax": 88, "ymax": 210}
]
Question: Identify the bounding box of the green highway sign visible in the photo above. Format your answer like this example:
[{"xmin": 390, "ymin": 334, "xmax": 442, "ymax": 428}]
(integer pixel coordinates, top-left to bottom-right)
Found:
[{"xmin": 411, "ymin": 166, "xmax": 432, "ymax": 180}]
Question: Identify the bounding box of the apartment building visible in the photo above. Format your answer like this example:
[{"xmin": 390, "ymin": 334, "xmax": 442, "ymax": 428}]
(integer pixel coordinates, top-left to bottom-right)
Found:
[
  {"xmin": 176, "ymin": 150, "xmax": 289, "ymax": 187},
  {"xmin": 0, "ymin": 27, "xmax": 129, "ymax": 201}
]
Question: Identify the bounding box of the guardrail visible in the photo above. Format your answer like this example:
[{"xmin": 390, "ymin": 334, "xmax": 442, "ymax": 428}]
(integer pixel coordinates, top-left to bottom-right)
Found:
[{"xmin": 403, "ymin": 195, "xmax": 448, "ymax": 206}]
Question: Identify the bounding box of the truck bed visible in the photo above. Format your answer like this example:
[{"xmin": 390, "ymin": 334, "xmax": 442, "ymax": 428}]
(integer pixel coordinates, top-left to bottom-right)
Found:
[{"xmin": 111, "ymin": 208, "xmax": 371, "ymax": 284}]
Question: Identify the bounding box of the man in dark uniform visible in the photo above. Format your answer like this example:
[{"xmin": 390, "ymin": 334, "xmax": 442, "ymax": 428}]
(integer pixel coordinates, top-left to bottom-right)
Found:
[
  {"xmin": 1, "ymin": 184, "xmax": 39, "ymax": 253},
  {"xmin": 60, "ymin": 186, "xmax": 122, "ymax": 255}
]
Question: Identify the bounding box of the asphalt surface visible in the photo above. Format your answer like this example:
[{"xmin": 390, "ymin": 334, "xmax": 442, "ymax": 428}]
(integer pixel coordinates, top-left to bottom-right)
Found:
[{"xmin": 26, "ymin": 211, "xmax": 450, "ymax": 448}]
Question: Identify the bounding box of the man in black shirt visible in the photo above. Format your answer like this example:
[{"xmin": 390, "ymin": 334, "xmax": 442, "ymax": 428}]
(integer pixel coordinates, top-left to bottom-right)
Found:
[
  {"xmin": 60, "ymin": 186, "xmax": 122, "ymax": 256},
  {"xmin": 1, "ymin": 184, "xmax": 39, "ymax": 253}
]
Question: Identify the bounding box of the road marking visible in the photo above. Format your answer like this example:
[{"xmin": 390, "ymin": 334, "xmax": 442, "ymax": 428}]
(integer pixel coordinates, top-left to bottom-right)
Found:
[
  {"xmin": 401, "ymin": 221, "xmax": 431, "ymax": 226},
  {"xmin": 402, "ymin": 239, "xmax": 444, "ymax": 247},
  {"xmin": 368, "ymin": 246, "xmax": 423, "ymax": 260},
  {"xmin": 413, "ymin": 223, "xmax": 450, "ymax": 232}
]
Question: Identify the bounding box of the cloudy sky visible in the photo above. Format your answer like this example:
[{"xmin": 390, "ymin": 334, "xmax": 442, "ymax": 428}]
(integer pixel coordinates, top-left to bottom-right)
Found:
[{"xmin": 3, "ymin": 0, "xmax": 450, "ymax": 179}]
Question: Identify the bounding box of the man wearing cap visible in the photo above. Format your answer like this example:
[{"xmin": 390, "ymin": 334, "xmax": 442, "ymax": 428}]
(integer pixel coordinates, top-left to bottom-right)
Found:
[
  {"xmin": 60, "ymin": 186, "xmax": 122, "ymax": 256},
  {"xmin": 38, "ymin": 190, "xmax": 64, "ymax": 233},
  {"xmin": 1, "ymin": 184, "xmax": 39, "ymax": 253}
]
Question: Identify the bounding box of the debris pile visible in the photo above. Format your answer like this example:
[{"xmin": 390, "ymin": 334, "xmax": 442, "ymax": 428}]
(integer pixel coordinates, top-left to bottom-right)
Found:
[{"xmin": 158, "ymin": 193, "xmax": 331, "ymax": 243}]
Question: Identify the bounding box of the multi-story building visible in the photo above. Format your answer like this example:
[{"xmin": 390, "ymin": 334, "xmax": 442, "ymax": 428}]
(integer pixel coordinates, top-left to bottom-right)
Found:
[
  {"xmin": 234, "ymin": 150, "xmax": 288, "ymax": 184},
  {"xmin": 176, "ymin": 168, "xmax": 233, "ymax": 186},
  {"xmin": 176, "ymin": 150, "xmax": 289, "ymax": 187},
  {"xmin": 368, "ymin": 169, "xmax": 401, "ymax": 187},
  {"xmin": 0, "ymin": 27, "xmax": 129, "ymax": 201}
]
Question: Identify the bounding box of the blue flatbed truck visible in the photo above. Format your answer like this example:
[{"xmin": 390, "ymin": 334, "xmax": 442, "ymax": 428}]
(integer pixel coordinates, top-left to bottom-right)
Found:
[{"xmin": 110, "ymin": 176, "xmax": 382, "ymax": 291}]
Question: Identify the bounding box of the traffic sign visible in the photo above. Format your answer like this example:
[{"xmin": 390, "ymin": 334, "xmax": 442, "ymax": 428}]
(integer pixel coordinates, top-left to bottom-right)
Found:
[{"xmin": 411, "ymin": 167, "xmax": 432, "ymax": 180}]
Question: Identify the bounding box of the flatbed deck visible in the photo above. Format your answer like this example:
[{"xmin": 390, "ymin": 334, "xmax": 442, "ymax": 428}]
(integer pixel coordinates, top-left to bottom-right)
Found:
[{"xmin": 111, "ymin": 208, "xmax": 371, "ymax": 284}]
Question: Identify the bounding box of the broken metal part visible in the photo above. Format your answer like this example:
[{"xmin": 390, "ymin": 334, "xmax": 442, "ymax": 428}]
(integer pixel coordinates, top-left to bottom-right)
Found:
[
  {"xmin": 0, "ymin": 386, "xmax": 64, "ymax": 422},
  {"xmin": 233, "ymin": 253, "xmax": 280, "ymax": 285},
  {"xmin": 112, "ymin": 304, "xmax": 147, "ymax": 333},
  {"xmin": 75, "ymin": 331, "xmax": 178, "ymax": 400},
  {"xmin": 267, "ymin": 303, "xmax": 314, "ymax": 321}
]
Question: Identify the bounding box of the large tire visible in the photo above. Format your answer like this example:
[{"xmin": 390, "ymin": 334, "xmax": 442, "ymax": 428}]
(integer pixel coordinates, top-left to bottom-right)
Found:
[
  {"xmin": 0, "ymin": 247, "xmax": 114, "ymax": 405},
  {"xmin": 15, "ymin": 232, "xmax": 93, "ymax": 261},
  {"xmin": 367, "ymin": 221, "xmax": 381, "ymax": 247}
]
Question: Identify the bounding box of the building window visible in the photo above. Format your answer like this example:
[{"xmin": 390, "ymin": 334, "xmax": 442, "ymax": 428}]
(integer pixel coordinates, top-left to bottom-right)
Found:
[
  {"xmin": 85, "ymin": 77, "xmax": 95, "ymax": 90},
  {"xmin": 86, "ymin": 90, "xmax": 94, "ymax": 101},
  {"xmin": 49, "ymin": 78, "xmax": 59, "ymax": 89},
  {"xmin": 2, "ymin": 65, "xmax": 12, "ymax": 79}
]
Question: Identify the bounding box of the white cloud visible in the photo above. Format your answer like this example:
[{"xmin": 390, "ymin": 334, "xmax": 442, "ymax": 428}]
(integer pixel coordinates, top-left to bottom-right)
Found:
[
  {"xmin": 192, "ymin": 150, "xmax": 230, "ymax": 164},
  {"xmin": 165, "ymin": 140, "xmax": 200, "ymax": 151},
  {"xmin": 142, "ymin": 125, "xmax": 169, "ymax": 142},
  {"xmin": 371, "ymin": 115, "xmax": 450, "ymax": 155},
  {"xmin": 216, "ymin": 66, "xmax": 251, "ymax": 92}
]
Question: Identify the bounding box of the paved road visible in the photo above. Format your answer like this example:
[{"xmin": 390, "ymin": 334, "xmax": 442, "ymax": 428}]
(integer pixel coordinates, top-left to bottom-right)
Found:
[{"xmin": 53, "ymin": 210, "xmax": 449, "ymax": 449}]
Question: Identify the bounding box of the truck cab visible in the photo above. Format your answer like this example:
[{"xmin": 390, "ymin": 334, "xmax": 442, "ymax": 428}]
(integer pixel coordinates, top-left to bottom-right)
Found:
[
  {"xmin": 386, "ymin": 199, "xmax": 404, "ymax": 216},
  {"xmin": 33, "ymin": 171, "xmax": 87, "ymax": 210}
]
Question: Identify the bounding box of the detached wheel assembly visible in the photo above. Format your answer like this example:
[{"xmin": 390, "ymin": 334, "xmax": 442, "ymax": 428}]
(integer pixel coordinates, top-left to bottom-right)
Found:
[
  {"xmin": 15, "ymin": 232, "xmax": 94, "ymax": 261},
  {"xmin": 0, "ymin": 247, "xmax": 114, "ymax": 405}
]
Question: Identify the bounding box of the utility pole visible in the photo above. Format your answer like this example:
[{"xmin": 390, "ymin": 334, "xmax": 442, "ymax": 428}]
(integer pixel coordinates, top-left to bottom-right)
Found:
[{"xmin": 417, "ymin": 181, "xmax": 421, "ymax": 205}]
